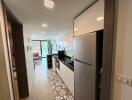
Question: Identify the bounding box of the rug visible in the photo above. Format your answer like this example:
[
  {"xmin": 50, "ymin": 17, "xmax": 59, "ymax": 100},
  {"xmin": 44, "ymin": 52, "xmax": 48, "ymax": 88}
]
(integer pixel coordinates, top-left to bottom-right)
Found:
[{"xmin": 48, "ymin": 69, "xmax": 74, "ymax": 100}]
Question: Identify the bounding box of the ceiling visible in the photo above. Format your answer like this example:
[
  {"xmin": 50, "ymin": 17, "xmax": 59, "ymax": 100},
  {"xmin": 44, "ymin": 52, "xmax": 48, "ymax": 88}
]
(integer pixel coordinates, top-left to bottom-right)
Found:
[{"xmin": 4, "ymin": 0, "xmax": 96, "ymax": 38}]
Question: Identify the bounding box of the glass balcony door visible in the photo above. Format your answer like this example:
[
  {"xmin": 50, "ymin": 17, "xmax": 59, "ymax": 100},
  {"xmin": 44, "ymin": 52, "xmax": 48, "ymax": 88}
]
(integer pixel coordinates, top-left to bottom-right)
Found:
[{"xmin": 41, "ymin": 41, "xmax": 49, "ymax": 58}]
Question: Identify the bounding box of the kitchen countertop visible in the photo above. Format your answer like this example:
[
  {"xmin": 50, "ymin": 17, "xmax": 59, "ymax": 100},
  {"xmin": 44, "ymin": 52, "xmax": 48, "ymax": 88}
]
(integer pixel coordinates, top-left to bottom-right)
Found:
[{"xmin": 53, "ymin": 55, "xmax": 74, "ymax": 71}]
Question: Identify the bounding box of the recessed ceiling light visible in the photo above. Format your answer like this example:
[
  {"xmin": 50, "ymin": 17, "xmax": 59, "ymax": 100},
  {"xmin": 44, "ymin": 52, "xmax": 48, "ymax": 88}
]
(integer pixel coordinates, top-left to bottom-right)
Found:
[
  {"xmin": 41, "ymin": 31, "xmax": 45, "ymax": 34},
  {"xmin": 96, "ymin": 16, "xmax": 104, "ymax": 21},
  {"xmin": 42, "ymin": 23, "xmax": 48, "ymax": 28},
  {"xmin": 44, "ymin": 0, "xmax": 55, "ymax": 9}
]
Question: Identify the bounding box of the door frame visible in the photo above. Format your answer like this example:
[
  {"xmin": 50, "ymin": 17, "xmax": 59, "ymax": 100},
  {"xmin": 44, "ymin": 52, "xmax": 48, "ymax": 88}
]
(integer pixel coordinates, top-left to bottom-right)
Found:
[
  {"xmin": 2, "ymin": 1, "xmax": 20, "ymax": 100},
  {"xmin": 101, "ymin": 0, "xmax": 115, "ymax": 100},
  {"xmin": 3, "ymin": 2, "xmax": 29, "ymax": 98},
  {"xmin": 73, "ymin": 0, "xmax": 116, "ymax": 100},
  {"xmin": 1, "ymin": 1, "xmax": 14, "ymax": 100}
]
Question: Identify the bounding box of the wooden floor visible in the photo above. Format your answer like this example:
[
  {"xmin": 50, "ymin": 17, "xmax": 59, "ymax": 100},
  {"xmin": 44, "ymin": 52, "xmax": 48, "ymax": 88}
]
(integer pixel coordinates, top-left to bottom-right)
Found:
[{"xmin": 21, "ymin": 58, "xmax": 55, "ymax": 100}]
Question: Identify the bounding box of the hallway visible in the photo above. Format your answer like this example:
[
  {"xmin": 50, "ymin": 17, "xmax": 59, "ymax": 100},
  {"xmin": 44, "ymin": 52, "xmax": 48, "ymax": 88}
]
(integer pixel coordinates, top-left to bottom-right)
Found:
[{"xmin": 22, "ymin": 58, "xmax": 55, "ymax": 100}]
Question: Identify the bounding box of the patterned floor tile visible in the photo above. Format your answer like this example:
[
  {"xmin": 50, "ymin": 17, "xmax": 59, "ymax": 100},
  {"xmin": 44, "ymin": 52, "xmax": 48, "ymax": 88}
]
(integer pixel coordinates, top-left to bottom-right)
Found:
[{"xmin": 48, "ymin": 70, "xmax": 74, "ymax": 100}]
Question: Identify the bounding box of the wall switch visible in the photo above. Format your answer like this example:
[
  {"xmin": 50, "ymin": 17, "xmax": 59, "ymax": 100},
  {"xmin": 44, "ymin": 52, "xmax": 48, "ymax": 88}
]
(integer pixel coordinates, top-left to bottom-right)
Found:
[
  {"xmin": 121, "ymin": 76, "xmax": 128, "ymax": 84},
  {"xmin": 116, "ymin": 73, "xmax": 132, "ymax": 87},
  {"xmin": 116, "ymin": 74, "xmax": 122, "ymax": 82},
  {"xmin": 127, "ymin": 78, "xmax": 132, "ymax": 86}
]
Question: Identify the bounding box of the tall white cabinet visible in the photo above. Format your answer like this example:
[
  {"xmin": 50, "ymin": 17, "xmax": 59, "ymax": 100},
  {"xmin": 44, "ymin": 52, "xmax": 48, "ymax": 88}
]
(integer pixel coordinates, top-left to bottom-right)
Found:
[{"xmin": 74, "ymin": 0, "xmax": 104, "ymax": 36}]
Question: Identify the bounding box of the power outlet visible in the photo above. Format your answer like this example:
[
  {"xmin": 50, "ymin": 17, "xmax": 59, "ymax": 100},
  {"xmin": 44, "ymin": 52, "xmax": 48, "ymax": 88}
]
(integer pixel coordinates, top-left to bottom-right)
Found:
[
  {"xmin": 121, "ymin": 76, "xmax": 128, "ymax": 84},
  {"xmin": 127, "ymin": 78, "xmax": 132, "ymax": 86}
]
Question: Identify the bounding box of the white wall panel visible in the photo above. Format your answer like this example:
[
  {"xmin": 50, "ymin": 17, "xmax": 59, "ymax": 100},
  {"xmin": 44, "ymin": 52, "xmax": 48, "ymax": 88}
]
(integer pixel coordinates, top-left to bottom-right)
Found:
[
  {"xmin": 74, "ymin": 0, "xmax": 104, "ymax": 36},
  {"xmin": 112, "ymin": 0, "xmax": 132, "ymax": 100}
]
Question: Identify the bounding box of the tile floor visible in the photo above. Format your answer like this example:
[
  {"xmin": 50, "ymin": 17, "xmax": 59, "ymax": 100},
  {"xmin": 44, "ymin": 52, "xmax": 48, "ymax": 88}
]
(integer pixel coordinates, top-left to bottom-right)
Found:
[
  {"xmin": 48, "ymin": 69, "xmax": 74, "ymax": 100},
  {"xmin": 21, "ymin": 58, "xmax": 74, "ymax": 100}
]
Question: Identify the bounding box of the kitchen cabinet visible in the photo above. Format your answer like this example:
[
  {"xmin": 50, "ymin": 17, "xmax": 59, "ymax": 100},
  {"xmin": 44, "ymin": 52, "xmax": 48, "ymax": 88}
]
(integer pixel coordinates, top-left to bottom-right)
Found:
[
  {"xmin": 47, "ymin": 55, "xmax": 52, "ymax": 69},
  {"xmin": 57, "ymin": 60, "xmax": 74, "ymax": 96},
  {"xmin": 74, "ymin": 0, "xmax": 104, "ymax": 36},
  {"xmin": 52, "ymin": 56, "xmax": 56, "ymax": 70}
]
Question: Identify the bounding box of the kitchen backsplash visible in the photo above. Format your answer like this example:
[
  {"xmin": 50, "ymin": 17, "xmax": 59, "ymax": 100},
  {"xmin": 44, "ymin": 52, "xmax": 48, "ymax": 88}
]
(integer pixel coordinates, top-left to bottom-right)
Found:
[{"xmin": 51, "ymin": 39, "xmax": 73, "ymax": 57}]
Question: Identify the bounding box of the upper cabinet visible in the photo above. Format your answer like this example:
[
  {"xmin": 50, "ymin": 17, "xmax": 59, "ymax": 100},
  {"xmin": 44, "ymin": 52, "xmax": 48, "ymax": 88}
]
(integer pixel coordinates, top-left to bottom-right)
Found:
[{"xmin": 74, "ymin": 0, "xmax": 104, "ymax": 36}]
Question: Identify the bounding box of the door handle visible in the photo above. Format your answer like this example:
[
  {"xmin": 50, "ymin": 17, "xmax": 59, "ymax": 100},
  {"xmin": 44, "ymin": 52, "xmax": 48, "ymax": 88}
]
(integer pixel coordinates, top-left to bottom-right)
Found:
[
  {"xmin": 13, "ymin": 67, "xmax": 16, "ymax": 71},
  {"xmin": 12, "ymin": 67, "xmax": 17, "ymax": 80},
  {"xmin": 13, "ymin": 71, "xmax": 17, "ymax": 80}
]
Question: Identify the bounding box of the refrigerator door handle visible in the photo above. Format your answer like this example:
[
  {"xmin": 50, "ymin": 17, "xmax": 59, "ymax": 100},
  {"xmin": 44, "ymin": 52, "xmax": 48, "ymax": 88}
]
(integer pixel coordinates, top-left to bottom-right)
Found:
[{"xmin": 75, "ymin": 59, "xmax": 92, "ymax": 66}]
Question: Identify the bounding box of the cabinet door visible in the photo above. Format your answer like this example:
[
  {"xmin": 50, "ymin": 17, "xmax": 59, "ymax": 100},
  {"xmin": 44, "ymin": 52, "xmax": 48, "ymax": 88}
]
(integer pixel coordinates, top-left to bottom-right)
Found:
[
  {"xmin": 74, "ymin": 0, "xmax": 104, "ymax": 36},
  {"xmin": 52, "ymin": 57, "xmax": 56, "ymax": 70},
  {"xmin": 59, "ymin": 62, "xmax": 74, "ymax": 96}
]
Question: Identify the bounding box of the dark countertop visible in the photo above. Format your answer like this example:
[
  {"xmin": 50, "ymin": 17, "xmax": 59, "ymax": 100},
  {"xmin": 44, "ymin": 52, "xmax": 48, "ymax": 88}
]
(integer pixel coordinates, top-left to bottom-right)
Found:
[{"xmin": 53, "ymin": 55, "xmax": 74, "ymax": 71}]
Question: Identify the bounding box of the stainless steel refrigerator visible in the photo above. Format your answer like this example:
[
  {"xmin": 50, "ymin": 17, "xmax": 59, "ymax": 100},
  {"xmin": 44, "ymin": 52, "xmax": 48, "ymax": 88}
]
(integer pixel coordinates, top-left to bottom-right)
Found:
[{"xmin": 74, "ymin": 30, "xmax": 103, "ymax": 100}]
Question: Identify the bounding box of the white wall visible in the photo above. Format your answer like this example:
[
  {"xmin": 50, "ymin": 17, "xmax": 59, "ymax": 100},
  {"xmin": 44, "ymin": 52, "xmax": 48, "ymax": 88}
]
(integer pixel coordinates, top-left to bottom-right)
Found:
[
  {"xmin": 112, "ymin": 0, "xmax": 132, "ymax": 100},
  {"xmin": 63, "ymin": 32, "xmax": 73, "ymax": 57},
  {"xmin": 52, "ymin": 27, "xmax": 73, "ymax": 57},
  {"xmin": 57, "ymin": 31, "xmax": 73, "ymax": 57},
  {"xmin": 0, "ymin": 0, "xmax": 13, "ymax": 100},
  {"xmin": 23, "ymin": 24, "xmax": 35, "ymax": 92}
]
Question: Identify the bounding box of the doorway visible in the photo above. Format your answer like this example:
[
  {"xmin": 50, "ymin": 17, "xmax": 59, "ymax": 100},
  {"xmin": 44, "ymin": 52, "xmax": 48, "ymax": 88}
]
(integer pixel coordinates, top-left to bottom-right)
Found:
[{"xmin": 32, "ymin": 40, "xmax": 49, "ymax": 58}]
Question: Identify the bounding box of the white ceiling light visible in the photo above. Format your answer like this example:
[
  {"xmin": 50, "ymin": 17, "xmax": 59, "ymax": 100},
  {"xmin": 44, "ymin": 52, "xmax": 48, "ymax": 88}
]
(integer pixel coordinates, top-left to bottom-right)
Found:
[
  {"xmin": 42, "ymin": 23, "xmax": 48, "ymax": 28},
  {"xmin": 44, "ymin": 0, "xmax": 55, "ymax": 9},
  {"xmin": 41, "ymin": 31, "xmax": 45, "ymax": 34},
  {"xmin": 96, "ymin": 16, "xmax": 104, "ymax": 21}
]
